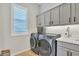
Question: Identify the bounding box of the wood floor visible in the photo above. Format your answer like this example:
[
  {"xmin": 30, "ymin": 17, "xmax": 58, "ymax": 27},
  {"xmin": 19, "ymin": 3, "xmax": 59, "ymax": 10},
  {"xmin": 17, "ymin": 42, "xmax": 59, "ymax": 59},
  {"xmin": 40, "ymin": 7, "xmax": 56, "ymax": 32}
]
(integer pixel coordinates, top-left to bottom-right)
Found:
[{"xmin": 16, "ymin": 50, "xmax": 38, "ymax": 56}]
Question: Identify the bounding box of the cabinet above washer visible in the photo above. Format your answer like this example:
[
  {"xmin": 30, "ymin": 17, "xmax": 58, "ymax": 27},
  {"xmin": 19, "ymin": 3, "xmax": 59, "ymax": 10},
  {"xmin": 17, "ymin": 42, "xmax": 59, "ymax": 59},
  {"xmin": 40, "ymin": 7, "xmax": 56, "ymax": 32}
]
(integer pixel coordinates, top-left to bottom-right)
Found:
[{"xmin": 36, "ymin": 3, "xmax": 79, "ymax": 27}]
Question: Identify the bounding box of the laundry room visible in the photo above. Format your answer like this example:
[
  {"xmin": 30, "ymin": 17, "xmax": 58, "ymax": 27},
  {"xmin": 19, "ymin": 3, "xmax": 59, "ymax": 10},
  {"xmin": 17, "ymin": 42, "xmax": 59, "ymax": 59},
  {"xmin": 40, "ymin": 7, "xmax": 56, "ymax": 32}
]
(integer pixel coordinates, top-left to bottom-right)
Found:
[{"xmin": 1, "ymin": 2, "xmax": 79, "ymax": 57}]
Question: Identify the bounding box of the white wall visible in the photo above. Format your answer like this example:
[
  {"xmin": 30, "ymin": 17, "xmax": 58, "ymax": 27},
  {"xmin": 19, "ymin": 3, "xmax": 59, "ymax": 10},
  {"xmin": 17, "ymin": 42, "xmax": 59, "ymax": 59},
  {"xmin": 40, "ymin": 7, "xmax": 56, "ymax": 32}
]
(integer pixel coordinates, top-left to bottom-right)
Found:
[
  {"xmin": 46, "ymin": 25, "xmax": 79, "ymax": 38},
  {"xmin": 0, "ymin": 3, "xmax": 39, "ymax": 55},
  {"xmin": 0, "ymin": 7, "xmax": 4, "ymax": 50},
  {"xmin": 39, "ymin": 3, "xmax": 62, "ymax": 13}
]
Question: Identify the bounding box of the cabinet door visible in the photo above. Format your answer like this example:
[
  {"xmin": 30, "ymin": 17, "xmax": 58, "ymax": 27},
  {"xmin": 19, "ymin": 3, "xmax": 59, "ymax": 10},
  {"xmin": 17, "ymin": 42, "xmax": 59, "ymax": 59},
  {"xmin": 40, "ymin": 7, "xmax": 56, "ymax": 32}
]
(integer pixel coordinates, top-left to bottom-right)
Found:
[
  {"xmin": 44, "ymin": 11, "xmax": 51, "ymax": 26},
  {"xmin": 71, "ymin": 3, "xmax": 76, "ymax": 24},
  {"xmin": 40, "ymin": 14, "xmax": 45, "ymax": 26},
  {"xmin": 57, "ymin": 45, "xmax": 68, "ymax": 56},
  {"xmin": 71, "ymin": 50, "xmax": 79, "ymax": 56},
  {"xmin": 60, "ymin": 3, "xmax": 71, "ymax": 24},
  {"xmin": 37, "ymin": 16, "xmax": 41, "ymax": 27},
  {"xmin": 37, "ymin": 14, "xmax": 44, "ymax": 27},
  {"xmin": 50, "ymin": 7, "xmax": 59, "ymax": 25},
  {"xmin": 75, "ymin": 3, "xmax": 79, "ymax": 23}
]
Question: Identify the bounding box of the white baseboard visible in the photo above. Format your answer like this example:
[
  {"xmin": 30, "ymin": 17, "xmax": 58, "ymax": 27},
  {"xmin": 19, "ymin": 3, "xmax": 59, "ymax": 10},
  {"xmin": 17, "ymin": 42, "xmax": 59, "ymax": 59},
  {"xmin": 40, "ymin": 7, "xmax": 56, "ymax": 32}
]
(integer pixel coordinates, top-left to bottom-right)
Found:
[{"xmin": 11, "ymin": 48, "xmax": 31, "ymax": 56}]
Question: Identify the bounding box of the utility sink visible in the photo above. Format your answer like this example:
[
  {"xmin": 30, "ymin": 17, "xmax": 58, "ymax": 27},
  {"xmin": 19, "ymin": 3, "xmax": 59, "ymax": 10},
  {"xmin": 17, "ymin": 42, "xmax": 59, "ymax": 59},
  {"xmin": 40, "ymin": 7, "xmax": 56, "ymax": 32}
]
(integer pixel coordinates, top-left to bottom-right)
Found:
[
  {"xmin": 56, "ymin": 37, "xmax": 79, "ymax": 45},
  {"xmin": 68, "ymin": 38, "xmax": 79, "ymax": 41}
]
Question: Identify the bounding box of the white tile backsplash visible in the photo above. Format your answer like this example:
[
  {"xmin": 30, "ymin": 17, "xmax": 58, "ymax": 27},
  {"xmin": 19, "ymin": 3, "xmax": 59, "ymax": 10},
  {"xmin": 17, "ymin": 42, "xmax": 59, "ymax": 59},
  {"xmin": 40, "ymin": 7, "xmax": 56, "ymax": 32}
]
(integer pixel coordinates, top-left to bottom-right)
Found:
[
  {"xmin": 68, "ymin": 25, "xmax": 79, "ymax": 38},
  {"xmin": 46, "ymin": 26, "xmax": 67, "ymax": 37},
  {"xmin": 46, "ymin": 25, "xmax": 79, "ymax": 38}
]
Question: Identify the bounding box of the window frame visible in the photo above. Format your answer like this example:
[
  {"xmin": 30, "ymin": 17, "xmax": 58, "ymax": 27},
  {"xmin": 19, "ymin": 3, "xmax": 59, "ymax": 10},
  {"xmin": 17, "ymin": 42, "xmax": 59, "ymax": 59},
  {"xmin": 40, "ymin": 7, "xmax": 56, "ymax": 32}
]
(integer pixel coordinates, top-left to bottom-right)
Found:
[{"xmin": 11, "ymin": 4, "xmax": 29, "ymax": 36}]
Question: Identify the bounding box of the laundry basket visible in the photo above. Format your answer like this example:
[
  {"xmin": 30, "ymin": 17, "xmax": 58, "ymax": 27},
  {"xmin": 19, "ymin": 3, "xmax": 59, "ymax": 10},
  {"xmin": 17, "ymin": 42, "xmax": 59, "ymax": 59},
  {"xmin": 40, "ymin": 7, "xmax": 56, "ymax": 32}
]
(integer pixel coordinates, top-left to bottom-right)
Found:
[{"xmin": 1, "ymin": 49, "xmax": 10, "ymax": 56}]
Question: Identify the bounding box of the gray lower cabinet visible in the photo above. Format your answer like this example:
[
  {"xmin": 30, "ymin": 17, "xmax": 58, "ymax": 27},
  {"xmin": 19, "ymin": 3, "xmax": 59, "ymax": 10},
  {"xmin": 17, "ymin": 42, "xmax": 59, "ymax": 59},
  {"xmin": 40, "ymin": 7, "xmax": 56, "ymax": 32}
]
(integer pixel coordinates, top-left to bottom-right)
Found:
[
  {"xmin": 44, "ymin": 11, "xmax": 51, "ymax": 26},
  {"xmin": 57, "ymin": 45, "xmax": 68, "ymax": 56},
  {"xmin": 57, "ymin": 41, "xmax": 79, "ymax": 56},
  {"xmin": 60, "ymin": 3, "xmax": 71, "ymax": 24},
  {"xmin": 50, "ymin": 6, "xmax": 59, "ymax": 25},
  {"xmin": 57, "ymin": 45, "xmax": 79, "ymax": 56},
  {"xmin": 70, "ymin": 50, "xmax": 79, "ymax": 56}
]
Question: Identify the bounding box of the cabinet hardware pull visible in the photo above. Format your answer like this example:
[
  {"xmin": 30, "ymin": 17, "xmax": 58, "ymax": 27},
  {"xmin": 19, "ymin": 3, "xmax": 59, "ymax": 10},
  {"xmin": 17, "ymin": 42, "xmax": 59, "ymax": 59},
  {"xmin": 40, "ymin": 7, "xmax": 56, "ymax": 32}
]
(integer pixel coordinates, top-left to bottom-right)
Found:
[
  {"xmin": 67, "ymin": 51, "xmax": 69, "ymax": 56},
  {"xmin": 74, "ymin": 17, "xmax": 76, "ymax": 22},
  {"xmin": 39, "ymin": 23, "xmax": 41, "ymax": 25},
  {"xmin": 49, "ymin": 21, "xmax": 51, "ymax": 25},
  {"xmin": 70, "ymin": 52, "xmax": 72, "ymax": 56},
  {"xmin": 49, "ymin": 21, "xmax": 53, "ymax": 25},
  {"xmin": 52, "ymin": 21, "xmax": 53, "ymax": 24},
  {"xmin": 69, "ymin": 17, "xmax": 71, "ymax": 23}
]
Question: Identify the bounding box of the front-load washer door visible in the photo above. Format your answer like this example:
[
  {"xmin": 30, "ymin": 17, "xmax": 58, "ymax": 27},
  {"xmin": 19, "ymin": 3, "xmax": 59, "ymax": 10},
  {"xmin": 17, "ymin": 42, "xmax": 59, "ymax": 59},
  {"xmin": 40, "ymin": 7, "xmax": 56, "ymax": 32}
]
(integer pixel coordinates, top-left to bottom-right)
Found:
[
  {"xmin": 30, "ymin": 35, "xmax": 37, "ymax": 49},
  {"xmin": 38, "ymin": 39, "xmax": 52, "ymax": 56}
]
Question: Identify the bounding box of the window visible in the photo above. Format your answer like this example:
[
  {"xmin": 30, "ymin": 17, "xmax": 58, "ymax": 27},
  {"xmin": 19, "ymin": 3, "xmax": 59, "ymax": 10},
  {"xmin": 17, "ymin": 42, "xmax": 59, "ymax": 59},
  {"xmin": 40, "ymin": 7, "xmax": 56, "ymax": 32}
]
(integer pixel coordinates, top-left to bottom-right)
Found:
[{"xmin": 11, "ymin": 4, "xmax": 28, "ymax": 36}]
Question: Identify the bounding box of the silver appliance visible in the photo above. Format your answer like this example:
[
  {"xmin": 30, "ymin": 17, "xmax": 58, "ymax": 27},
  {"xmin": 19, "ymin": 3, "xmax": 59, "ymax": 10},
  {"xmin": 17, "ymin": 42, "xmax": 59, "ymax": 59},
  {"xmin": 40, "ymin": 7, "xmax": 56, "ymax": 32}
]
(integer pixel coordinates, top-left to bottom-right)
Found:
[
  {"xmin": 38, "ymin": 33, "xmax": 61, "ymax": 56},
  {"xmin": 30, "ymin": 33, "xmax": 61, "ymax": 56},
  {"xmin": 30, "ymin": 33, "xmax": 39, "ymax": 54},
  {"xmin": 38, "ymin": 34, "xmax": 53, "ymax": 56}
]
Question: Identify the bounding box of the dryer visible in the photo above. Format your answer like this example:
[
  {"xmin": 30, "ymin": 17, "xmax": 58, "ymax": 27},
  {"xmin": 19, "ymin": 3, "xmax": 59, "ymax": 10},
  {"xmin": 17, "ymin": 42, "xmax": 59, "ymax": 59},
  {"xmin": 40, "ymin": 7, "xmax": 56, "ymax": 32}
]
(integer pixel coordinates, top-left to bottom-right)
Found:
[{"xmin": 30, "ymin": 33, "xmax": 39, "ymax": 54}]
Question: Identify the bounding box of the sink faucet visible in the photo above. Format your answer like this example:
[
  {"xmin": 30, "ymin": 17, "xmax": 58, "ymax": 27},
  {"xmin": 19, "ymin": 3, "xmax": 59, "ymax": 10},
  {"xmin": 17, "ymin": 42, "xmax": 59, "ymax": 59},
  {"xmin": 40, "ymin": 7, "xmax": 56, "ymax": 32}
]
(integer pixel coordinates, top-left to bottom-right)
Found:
[{"xmin": 66, "ymin": 27, "xmax": 71, "ymax": 38}]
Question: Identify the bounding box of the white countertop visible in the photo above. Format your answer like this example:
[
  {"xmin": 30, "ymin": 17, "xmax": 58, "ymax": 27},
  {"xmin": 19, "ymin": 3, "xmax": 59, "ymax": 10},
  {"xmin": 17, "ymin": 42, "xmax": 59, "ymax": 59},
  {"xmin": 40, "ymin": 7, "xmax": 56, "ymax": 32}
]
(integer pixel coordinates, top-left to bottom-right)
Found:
[{"xmin": 56, "ymin": 37, "xmax": 79, "ymax": 45}]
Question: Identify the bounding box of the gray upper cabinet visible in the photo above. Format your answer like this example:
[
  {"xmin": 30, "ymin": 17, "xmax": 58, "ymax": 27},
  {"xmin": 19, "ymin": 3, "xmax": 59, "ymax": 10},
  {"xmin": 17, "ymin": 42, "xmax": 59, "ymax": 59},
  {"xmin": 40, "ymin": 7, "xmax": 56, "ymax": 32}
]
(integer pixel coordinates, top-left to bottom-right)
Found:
[
  {"xmin": 44, "ymin": 11, "xmax": 51, "ymax": 26},
  {"xmin": 60, "ymin": 3, "xmax": 71, "ymax": 24},
  {"xmin": 75, "ymin": 3, "xmax": 79, "ymax": 23},
  {"xmin": 71, "ymin": 3, "xmax": 79, "ymax": 24},
  {"xmin": 37, "ymin": 16, "xmax": 41, "ymax": 27},
  {"xmin": 36, "ymin": 3, "xmax": 79, "ymax": 27},
  {"xmin": 37, "ymin": 14, "xmax": 44, "ymax": 27},
  {"xmin": 50, "ymin": 7, "xmax": 59, "ymax": 25},
  {"xmin": 40, "ymin": 14, "xmax": 45, "ymax": 26},
  {"xmin": 60, "ymin": 3, "xmax": 79, "ymax": 24},
  {"xmin": 71, "ymin": 3, "xmax": 76, "ymax": 24}
]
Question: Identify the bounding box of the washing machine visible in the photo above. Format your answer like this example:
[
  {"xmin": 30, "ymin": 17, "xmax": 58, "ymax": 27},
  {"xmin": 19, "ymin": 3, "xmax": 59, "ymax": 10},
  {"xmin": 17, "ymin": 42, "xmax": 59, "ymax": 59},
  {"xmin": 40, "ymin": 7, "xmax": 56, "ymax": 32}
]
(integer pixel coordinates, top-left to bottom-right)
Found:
[
  {"xmin": 30, "ymin": 33, "xmax": 60, "ymax": 56},
  {"xmin": 30, "ymin": 33, "xmax": 39, "ymax": 54},
  {"xmin": 38, "ymin": 34, "xmax": 61, "ymax": 56},
  {"xmin": 37, "ymin": 34, "xmax": 54, "ymax": 56}
]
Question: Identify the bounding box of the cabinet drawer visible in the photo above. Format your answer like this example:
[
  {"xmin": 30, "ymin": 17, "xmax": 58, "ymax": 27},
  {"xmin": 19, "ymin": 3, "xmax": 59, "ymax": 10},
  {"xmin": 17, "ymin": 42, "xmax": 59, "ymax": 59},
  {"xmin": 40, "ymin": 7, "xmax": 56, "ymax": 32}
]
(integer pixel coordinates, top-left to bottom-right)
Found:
[{"xmin": 57, "ymin": 41, "xmax": 79, "ymax": 52}]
